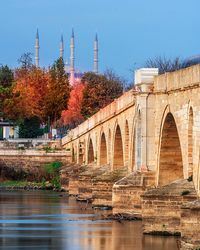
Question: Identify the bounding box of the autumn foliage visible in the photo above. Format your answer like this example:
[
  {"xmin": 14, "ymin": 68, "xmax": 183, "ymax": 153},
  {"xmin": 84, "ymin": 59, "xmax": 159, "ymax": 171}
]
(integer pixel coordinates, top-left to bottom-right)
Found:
[
  {"xmin": 61, "ymin": 81, "xmax": 85, "ymax": 128},
  {"xmin": 13, "ymin": 67, "xmax": 49, "ymax": 121},
  {"xmin": 1, "ymin": 53, "xmax": 126, "ymax": 137}
]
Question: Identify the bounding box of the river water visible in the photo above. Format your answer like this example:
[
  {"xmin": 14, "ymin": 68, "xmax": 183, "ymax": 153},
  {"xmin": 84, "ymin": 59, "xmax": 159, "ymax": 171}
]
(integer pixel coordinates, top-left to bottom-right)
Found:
[{"xmin": 0, "ymin": 190, "xmax": 178, "ymax": 250}]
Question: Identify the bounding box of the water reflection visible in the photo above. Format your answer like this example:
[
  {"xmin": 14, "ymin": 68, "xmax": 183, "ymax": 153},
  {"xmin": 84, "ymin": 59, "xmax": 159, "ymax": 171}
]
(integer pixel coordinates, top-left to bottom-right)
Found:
[{"xmin": 0, "ymin": 191, "xmax": 178, "ymax": 250}]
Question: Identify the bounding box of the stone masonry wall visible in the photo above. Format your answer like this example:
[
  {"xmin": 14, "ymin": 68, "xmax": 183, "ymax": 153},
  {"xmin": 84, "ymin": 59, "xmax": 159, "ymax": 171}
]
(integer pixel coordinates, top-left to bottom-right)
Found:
[
  {"xmin": 142, "ymin": 180, "xmax": 197, "ymax": 235},
  {"xmin": 0, "ymin": 149, "xmax": 68, "ymax": 181},
  {"xmin": 180, "ymin": 200, "xmax": 200, "ymax": 249},
  {"xmin": 112, "ymin": 171, "xmax": 155, "ymax": 218}
]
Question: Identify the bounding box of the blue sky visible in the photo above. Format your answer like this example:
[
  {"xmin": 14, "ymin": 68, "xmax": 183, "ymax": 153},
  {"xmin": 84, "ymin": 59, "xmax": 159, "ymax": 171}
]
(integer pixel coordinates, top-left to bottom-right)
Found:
[{"xmin": 0, "ymin": 0, "xmax": 199, "ymax": 81}]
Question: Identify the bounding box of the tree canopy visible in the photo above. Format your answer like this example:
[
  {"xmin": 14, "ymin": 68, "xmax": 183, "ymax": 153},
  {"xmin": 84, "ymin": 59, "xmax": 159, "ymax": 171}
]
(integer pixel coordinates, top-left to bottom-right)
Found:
[
  {"xmin": 80, "ymin": 71, "xmax": 123, "ymax": 119},
  {"xmin": 0, "ymin": 65, "xmax": 14, "ymax": 119},
  {"xmin": 145, "ymin": 56, "xmax": 199, "ymax": 74},
  {"xmin": 43, "ymin": 58, "xmax": 70, "ymax": 125}
]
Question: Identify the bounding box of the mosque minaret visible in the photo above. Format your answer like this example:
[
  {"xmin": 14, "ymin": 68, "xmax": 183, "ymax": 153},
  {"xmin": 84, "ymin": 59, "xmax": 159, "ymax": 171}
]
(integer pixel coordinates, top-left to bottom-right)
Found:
[
  {"xmin": 34, "ymin": 29, "xmax": 99, "ymax": 83},
  {"xmin": 69, "ymin": 29, "xmax": 75, "ymax": 84},
  {"xmin": 60, "ymin": 34, "xmax": 64, "ymax": 58},
  {"xmin": 94, "ymin": 33, "xmax": 99, "ymax": 74},
  {"xmin": 35, "ymin": 29, "xmax": 39, "ymax": 67}
]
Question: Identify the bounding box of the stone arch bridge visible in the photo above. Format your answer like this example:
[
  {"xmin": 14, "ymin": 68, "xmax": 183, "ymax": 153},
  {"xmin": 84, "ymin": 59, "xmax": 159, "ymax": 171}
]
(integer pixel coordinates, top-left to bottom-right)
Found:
[{"xmin": 62, "ymin": 65, "xmax": 200, "ymax": 193}]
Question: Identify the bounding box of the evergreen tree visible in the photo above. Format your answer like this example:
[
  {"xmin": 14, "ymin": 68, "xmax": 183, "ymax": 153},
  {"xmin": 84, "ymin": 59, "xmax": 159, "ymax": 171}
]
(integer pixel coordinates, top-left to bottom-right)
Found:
[
  {"xmin": 18, "ymin": 116, "xmax": 43, "ymax": 138},
  {"xmin": 0, "ymin": 65, "xmax": 14, "ymax": 119}
]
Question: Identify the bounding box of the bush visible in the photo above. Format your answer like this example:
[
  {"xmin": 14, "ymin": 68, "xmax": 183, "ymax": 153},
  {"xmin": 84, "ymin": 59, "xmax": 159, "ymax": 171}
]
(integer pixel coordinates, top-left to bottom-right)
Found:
[
  {"xmin": 181, "ymin": 190, "xmax": 190, "ymax": 196},
  {"xmin": 44, "ymin": 162, "xmax": 62, "ymax": 189},
  {"xmin": 187, "ymin": 175, "xmax": 193, "ymax": 182}
]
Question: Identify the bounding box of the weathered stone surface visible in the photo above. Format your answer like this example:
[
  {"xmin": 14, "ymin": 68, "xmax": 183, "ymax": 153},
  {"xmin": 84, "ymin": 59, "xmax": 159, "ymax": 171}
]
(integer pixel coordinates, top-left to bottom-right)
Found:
[
  {"xmin": 142, "ymin": 179, "xmax": 197, "ymax": 235},
  {"xmin": 92, "ymin": 167, "xmax": 127, "ymax": 207},
  {"xmin": 60, "ymin": 164, "xmax": 87, "ymax": 195},
  {"xmin": 180, "ymin": 199, "xmax": 200, "ymax": 249},
  {"xmin": 0, "ymin": 150, "xmax": 67, "ymax": 181},
  {"xmin": 77, "ymin": 164, "xmax": 109, "ymax": 201},
  {"xmin": 112, "ymin": 171, "xmax": 155, "ymax": 218}
]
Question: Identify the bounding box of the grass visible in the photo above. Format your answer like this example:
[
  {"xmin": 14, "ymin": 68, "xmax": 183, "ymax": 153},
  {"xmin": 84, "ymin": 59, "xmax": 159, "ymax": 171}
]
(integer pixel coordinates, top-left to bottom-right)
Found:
[
  {"xmin": 44, "ymin": 161, "xmax": 63, "ymax": 189},
  {"xmin": 0, "ymin": 180, "xmax": 42, "ymax": 187},
  {"xmin": 0, "ymin": 161, "xmax": 63, "ymax": 190}
]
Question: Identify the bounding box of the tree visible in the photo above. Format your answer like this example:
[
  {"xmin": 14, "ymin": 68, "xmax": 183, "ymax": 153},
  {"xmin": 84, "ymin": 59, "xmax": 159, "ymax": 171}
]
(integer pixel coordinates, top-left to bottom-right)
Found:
[
  {"xmin": 80, "ymin": 71, "xmax": 123, "ymax": 119},
  {"xmin": 61, "ymin": 81, "xmax": 85, "ymax": 128},
  {"xmin": 18, "ymin": 116, "xmax": 43, "ymax": 138},
  {"xmin": 43, "ymin": 58, "xmax": 70, "ymax": 125},
  {"xmin": 0, "ymin": 65, "xmax": 14, "ymax": 119},
  {"xmin": 144, "ymin": 56, "xmax": 198, "ymax": 74},
  {"xmin": 0, "ymin": 65, "xmax": 13, "ymax": 88},
  {"xmin": 17, "ymin": 52, "xmax": 33, "ymax": 71},
  {"xmin": 12, "ymin": 66, "xmax": 49, "ymax": 122}
]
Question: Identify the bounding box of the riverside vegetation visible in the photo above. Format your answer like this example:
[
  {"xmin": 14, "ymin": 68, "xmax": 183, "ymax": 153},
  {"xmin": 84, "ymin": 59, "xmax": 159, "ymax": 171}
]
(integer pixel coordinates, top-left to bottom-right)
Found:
[{"xmin": 0, "ymin": 161, "xmax": 63, "ymax": 191}]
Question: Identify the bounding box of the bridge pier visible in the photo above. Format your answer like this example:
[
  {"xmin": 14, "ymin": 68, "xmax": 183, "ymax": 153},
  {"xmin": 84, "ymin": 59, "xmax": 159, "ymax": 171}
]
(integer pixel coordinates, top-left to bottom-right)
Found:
[
  {"xmin": 142, "ymin": 179, "xmax": 197, "ymax": 236},
  {"xmin": 112, "ymin": 171, "xmax": 155, "ymax": 218},
  {"xmin": 180, "ymin": 200, "xmax": 200, "ymax": 249}
]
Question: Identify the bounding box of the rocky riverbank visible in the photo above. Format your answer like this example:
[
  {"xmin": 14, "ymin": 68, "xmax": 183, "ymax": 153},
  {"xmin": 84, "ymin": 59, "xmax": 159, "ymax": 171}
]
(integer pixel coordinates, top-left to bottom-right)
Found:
[{"xmin": 0, "ymin": 180, "xmax": 66, "ymax": 191}]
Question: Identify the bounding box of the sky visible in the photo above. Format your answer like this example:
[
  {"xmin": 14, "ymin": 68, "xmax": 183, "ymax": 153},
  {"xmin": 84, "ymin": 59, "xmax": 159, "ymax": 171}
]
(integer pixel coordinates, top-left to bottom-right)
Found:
[{"xmin": 0, "ymin": 0, "xmax": 200, "ymax": 81}]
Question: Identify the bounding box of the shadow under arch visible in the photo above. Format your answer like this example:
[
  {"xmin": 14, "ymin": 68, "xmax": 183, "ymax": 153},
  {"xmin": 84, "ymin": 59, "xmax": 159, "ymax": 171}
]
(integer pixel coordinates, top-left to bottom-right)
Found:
[
  {"xmin": 100, "ymin": 132, "xmax": 107, "ymax": 165},
  {"xmin": 78, "ymin": 139, "xmax": 84, "ymax": 164},
  {"xmin": 129, "ymin": 112, "xmax": 137, "ymax": 172},
  {"xmin": 72, "ymin": 143, "xmax": 76, "ymax": 163},
  {"xmin": 188, "ymin": 106, "xmax": 194, "ymax": 177},
  {"xmin": 136, "ymin": 109, "xmax": 142, "ymax": 170},
  {"xmin": 158, "ymin": 111, "xmax": 183, "ymax": 186},
  {"xmin": 113, "ymin": 123, "xmax": 124, "ymax": 169},
  {"xmin": 124, "ymin": 120, "xmax": 130, "ymax": 167},
  {"xmin": 87, "ymin": 136, "xmax": 95, "ymax": 164}
]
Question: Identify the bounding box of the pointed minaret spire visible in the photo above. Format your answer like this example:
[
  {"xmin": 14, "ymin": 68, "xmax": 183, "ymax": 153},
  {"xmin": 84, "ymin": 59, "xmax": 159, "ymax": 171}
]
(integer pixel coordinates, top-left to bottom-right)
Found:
[
  {"xmin": 60, "ymin": 34, "xmax": 64, "ymax": 58},
  {"xmin": 35, "ymin": 29, "xmax": 39, "ymax": 67},
  {"xmin": 94, "ymin": 33, "xmax": 98, "ymax": 74},
  {"xmin": 70, "ymin": 28, "xmax": 75, "ymax": 84}
]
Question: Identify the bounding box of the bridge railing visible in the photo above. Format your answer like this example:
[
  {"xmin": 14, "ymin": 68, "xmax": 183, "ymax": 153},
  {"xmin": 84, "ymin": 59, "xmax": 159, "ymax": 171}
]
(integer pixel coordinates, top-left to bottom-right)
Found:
[
  {"xmin": 62, "ymin": 90, "xmax": 135, "ymax": 145},
  {"xmin": 154, "ymin": 64, "xmax": 200, "ymax": 92}
]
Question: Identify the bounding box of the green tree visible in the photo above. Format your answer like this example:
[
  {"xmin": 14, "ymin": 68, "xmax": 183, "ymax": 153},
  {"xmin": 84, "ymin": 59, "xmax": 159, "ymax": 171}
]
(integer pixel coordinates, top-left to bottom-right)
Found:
[
  {"xmin": 80, "ymin": 71, "xmax": 123, "ymax": 119},
  {"xmin": 0, "ymin": 65, "xmax": 14, "ymax": 119},
  {"xmin": 18, "ymin": 116, "xmax": 43, "ymax": 138},
  {"xmin": 44, "ymin": 58, "xmax": 70, "ymax": 125}
]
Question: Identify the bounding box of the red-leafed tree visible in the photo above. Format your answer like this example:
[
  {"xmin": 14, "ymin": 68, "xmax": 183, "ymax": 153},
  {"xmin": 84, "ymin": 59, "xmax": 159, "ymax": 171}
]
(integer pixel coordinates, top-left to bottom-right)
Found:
[
  {"xmin": 12, "ymin": 66, "xmax": 49, "ymax": 122},
  {"xmin": 61, "ymin": 81, "xmax": 85, "ymax": 128}
]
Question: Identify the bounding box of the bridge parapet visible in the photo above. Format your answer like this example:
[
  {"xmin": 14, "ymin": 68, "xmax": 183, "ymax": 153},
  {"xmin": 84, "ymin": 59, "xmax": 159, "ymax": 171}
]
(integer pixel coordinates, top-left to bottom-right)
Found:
[
  {"xmin": 154, "ymin": 64, "xmax": 200, "ymax": 92},
  {"xmin": 62, "ymin": 89, "xmax": 135, "ymax": 145}
]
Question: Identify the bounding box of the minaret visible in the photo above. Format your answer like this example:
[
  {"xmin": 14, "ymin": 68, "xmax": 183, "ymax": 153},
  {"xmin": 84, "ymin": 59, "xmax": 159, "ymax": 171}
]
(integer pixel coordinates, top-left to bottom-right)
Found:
[
  {"xmin": 94, "ymin": 33, "xmax": 98, "ymax": 74},
  {"xmin": 35, "ymin": 29, "xmax": 39, "ymax": 67},
  {"xmin": 60, "ymin": 35, "xmax": 64, "ymax": 58},
  {"xmin": 70, "ymin": 28, "xmax": 75, "ymax": 84}
]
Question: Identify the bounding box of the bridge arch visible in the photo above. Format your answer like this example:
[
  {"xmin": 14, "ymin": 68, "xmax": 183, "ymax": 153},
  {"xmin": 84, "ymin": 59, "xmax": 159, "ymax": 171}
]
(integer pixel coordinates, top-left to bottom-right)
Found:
[
  {"xmin": 108, "ymin": 128, "xmax": 112, "ymax": 165},
  {"xmin": 113, "ymin": 123, "xmax": 124, "ymax": 169},
  {"xmin": 188, "ymin": 106, "xmax": 194, "ymax": 177},
  {"xmin": 158, "ymin": 111, "xmax": 183, "ymax": 186},
  {"xmin": 129, "ymin": 117, "xmax": 136, "ymax": 172},
  {"xmin": 100, "ymin": 131, "xmax": 107, "ymax": 165},
  {"xmin": 78, "ymin": 139, "xmax": 84, "ymax": 164},
  {"xmin": 72, "ymin": 143, "xmax": 76, "ymax": 163},
  {"xmin": 124, "ymin": 120, "xmax": 130, "ymax": 167},
  {"xmin": 87, "ymin": 136, "xmax": 95, "ymax": 164},
  {"xmin": 136, "ymin": 109, "xmax": 142, "ymax": 170}
]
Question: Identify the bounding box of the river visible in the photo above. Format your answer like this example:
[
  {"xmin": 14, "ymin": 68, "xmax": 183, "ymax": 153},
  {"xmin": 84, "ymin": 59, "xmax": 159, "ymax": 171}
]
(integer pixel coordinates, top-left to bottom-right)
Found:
[{"xmin": 0, "ymin": 190, "xmax": 178, "ymax": 250}]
